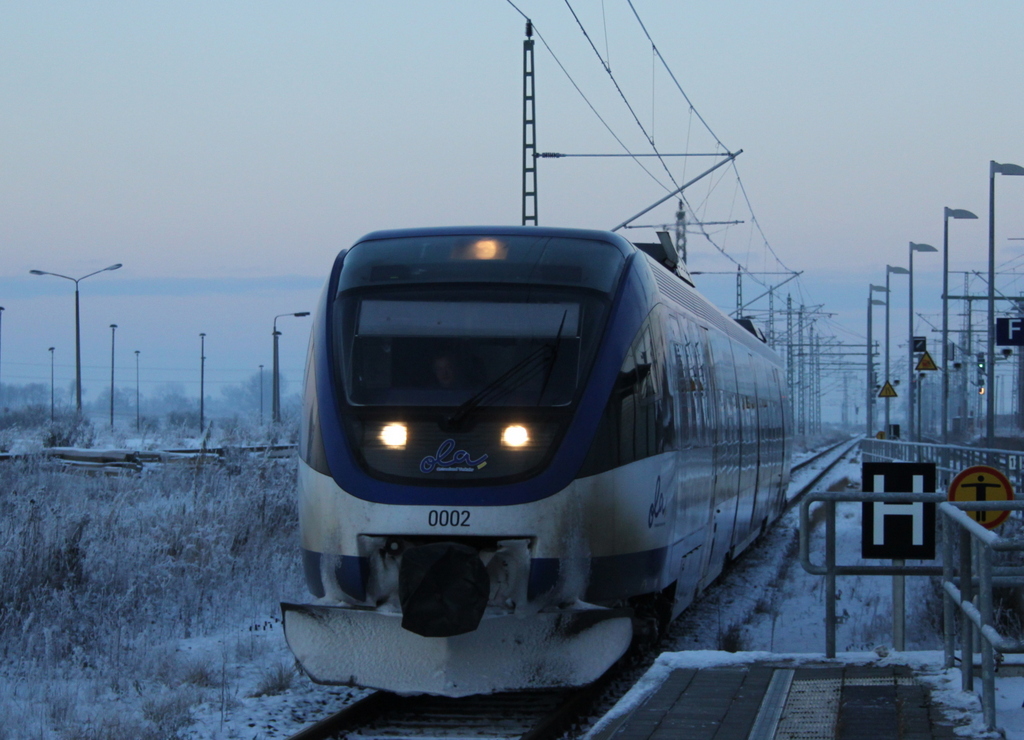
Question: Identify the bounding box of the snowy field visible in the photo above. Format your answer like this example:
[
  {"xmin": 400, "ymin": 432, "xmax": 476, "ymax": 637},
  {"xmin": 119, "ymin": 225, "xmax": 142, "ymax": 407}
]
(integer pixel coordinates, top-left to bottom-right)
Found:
[{"xmin": 0, "ymin": 433, "xmax": 1019, "ymax": 738}]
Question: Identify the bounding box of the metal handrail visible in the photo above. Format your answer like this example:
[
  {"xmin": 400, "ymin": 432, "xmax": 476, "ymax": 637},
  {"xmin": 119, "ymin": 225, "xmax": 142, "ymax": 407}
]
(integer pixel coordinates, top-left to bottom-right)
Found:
[
  {"xmin": 940, "ymin": 500, "xmax": 1024, "ymax": 730},
  {"xmin": 862, "ymin": 438, "xmax": 1024, "ymax": 490},
  {"xmin": 800, "ymin": 490, "xmax": 1024, "ymax": 732}
]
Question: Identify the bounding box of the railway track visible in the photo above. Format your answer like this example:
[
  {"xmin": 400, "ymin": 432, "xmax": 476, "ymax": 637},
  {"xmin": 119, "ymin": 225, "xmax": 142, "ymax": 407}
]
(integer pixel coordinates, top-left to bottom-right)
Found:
[
  {"xmin": 283, "ymin": 437, "xmax": 863, "ymax": 740},
  {"xmin": 285, "ymin": 685, "xmax": 604, "ymax": 740},
  {"xmin": 791, "ymin": 435, "xmax": 859, "ymax": 475},
  {"xmin": 0, "ymin": 443, "xmax": 297, "ymax": 472}
]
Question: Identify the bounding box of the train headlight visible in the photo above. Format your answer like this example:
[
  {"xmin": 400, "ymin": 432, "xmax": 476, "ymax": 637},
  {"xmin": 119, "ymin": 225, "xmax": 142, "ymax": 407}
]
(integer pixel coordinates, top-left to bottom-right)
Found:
[
  {"xmin": 502, "ymin": 425, "xmax": 530, "ymax": 448},
  {"xmin": 380, "ymin": 423, "xmax": 408, "ymax": 448}
]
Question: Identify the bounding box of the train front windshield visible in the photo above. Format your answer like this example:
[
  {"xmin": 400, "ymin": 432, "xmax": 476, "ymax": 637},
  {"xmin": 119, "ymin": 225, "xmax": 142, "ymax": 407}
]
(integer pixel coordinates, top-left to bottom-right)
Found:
[{"xmin": 334, "ymin": 235, "xmax": 624, "ymax": 410}]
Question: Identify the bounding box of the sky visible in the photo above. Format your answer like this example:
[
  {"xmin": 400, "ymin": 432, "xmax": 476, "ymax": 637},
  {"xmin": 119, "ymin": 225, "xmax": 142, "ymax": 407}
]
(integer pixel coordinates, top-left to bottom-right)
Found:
[{"xmin": 2, "ymin": 1, "xmax": 1024, "ymax": 421}]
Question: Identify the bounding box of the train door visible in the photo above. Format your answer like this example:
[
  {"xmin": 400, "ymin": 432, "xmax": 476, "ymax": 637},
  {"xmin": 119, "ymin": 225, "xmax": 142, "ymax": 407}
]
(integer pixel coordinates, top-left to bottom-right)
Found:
[
  {"xmin": 774, "ymin": 366, "xmax": 791, "ymax": 494},
  {"xmin": 701, "ymin": 330, "xmax": 739, "ymax": 587},
  {"xmin": 748, "ymin": 356, "xmax": 774, "ymax": 534},
  {"xmin": 667, "ymin": 316, "xmax": 713, "ymax": 614},
  {"xmin": 732, "ymin": 348, "xmax": 759, "ymax": 551}
]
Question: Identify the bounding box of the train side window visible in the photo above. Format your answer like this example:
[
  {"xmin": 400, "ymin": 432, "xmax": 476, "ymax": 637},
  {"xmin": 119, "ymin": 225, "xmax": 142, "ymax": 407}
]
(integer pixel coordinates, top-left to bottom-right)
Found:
[
  {"xmin": 578, "ymin": 315, "xmax": 666, "ymax": 477},
  {"xmin": 633, "ymin": 327, "xmax": 657, "ymax": 402},
  {"xmin": 300, "ymin": 335, "xmax": 331, "ymax": 475}
]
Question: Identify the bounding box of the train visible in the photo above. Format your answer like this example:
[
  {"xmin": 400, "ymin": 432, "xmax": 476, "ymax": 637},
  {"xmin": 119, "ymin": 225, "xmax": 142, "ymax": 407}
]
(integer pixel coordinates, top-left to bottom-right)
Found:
[{"xmin": 282, "ymin": 225, "xmax": 791, "ymax": 697}]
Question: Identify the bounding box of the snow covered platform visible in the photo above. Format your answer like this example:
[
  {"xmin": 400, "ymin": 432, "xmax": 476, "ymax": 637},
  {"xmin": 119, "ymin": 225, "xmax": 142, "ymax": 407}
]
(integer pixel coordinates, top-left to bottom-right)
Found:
[{"xmin": 588, "ymin": 651, "xmax": 983, "ymax": 740}]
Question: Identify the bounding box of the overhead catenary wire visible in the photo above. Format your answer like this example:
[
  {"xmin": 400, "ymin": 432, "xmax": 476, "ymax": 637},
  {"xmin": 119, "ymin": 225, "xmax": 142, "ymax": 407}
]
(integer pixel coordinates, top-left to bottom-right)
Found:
[
  {"xmin": 563, "ymin": 0, "xmax": 681, "ymax": 192},
  {"xmin": 503, "ymin": 0, "xmax": 850, "ymax": 385}
]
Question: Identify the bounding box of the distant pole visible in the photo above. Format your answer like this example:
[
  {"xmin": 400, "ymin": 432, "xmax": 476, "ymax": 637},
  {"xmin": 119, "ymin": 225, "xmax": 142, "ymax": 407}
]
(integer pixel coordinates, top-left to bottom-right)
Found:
[
  {"xmin": 0, "ymin": 306, "xmax": 4, "ymax": 409},
  {"xmin": 867, "ymin": 291, "xmax": 873, "ymax": 436},
  {"xmin": 885, "ymin": 265, "xmax": 910, "ymax": 437},
  {"xmin": 886, "ymin": 270, "xmax": 892, "ymax": 435},
  {"xmin": 199, "ymin": 333, "xmax": 206, "ymax": 433},
  {"xmin": 259, "ymin": 365, "xmax": 264, "ymax": 425},
  {"xmin": 272, "ymin": 328, "xmax": 280, "ymax": 423},
  {"xmin": 272, "ymin": 312, "xmax": 310, "ymax": 423},
  {"xmin": 988, "ymin": 162, "xmax": 1024, "ymax": 445},
  {"xmin": 908, "ymin": 243, "xmax": 937, "ymax": 441},
  {"xmin": 944, "ymin": 213, "xmax": 950, "ymax": 442},
  {"xmin": 867, "ymin": 285, "xmax": 888, "ymax": 437},
  {"xmin": 75, "ymin": 287, "xmax": 82, "ymax": 411},
  {"xmin": 49, "ymin": 346, "xmax": 55, "ymax": 422},
  {"xmin": 109, "ymin": 324, "xmax": 117, "ymax": 429},
  {"xmin": 134, "ymin": 350, "xmax": 140, "ymax": 432},
  {"xmin": 942, "ymin": 208, "xmax": 978, "ymax": 443},
  {"xmin": 522, "ymin": 20, "xmax": 537, "ymax": 226},
  {"xmin": 988, "ymin": 164, "xmax": 996, "ymax": 444}
]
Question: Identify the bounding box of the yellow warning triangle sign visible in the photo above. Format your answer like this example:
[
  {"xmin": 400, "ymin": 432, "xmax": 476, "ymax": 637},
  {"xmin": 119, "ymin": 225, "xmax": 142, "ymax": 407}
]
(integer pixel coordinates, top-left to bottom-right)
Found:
[
  {"xmin": 879, "ymin": 381, "xmax": 898, "ymax": 398},
  {"xmin": 916, "ymin": 350, "xmax": 938, "ymax": 371}
]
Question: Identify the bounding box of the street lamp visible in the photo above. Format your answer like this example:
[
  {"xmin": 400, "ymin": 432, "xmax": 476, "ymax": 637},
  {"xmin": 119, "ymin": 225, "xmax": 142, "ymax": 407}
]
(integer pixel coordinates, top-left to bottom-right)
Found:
[
  {"xmin": 942, "ymin": 207, "xmax": 978, "ymax": 443},
  {"xmin": 29, "ymin": 263, "xmax": 122, "ymax": 412},
  {"xmin": 259, "ymin": 364, "xmax": 264, "ymax": 425},
  {"xmin": 109, "ymin": 324, "xmax": 117, "ymax": 429},
  {"xmin": 199, "ymin": 333, "xmax": 207, "ymax": 433},
  {"xmin": 0, "ymin": 306, "xmax": 4, "ymax": 409},
  {"xmin": 886, "ymin": 264, "xmax": 910, "ymax": 437},
  {"xmin": 867, "ymin": 286, "xmax": 887, "ymax": 436},
  {"xmin": 134, "ymin": 350, "xmax": 140, "ymax": 433},
  {"xmin": 907, "ymin": 242, "xmax": 937, "ymax": 441},
  {"xmin": 272, "ymin": 312, "xmax": 310, "ymax": 423},
  {"xmin": 987, "ymin": 162, "xmax": 1024, "ymax": 445},
  {"xmin": 49, "ymin": 346, "xmax": 55, "ymax": 422}
]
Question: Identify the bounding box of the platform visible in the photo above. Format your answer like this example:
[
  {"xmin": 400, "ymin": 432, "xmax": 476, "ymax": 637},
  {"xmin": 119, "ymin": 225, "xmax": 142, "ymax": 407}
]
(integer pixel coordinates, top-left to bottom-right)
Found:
[{"xmin": 590, "ymin": 654, "xmax": 972, "ymax": 740}]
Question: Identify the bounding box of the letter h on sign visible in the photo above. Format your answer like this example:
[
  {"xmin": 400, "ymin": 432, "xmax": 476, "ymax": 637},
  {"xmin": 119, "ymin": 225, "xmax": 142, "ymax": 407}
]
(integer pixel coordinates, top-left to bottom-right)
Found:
[{"xmin": 861, "ymin": 462, "xmax": 936, "ymax": 560}]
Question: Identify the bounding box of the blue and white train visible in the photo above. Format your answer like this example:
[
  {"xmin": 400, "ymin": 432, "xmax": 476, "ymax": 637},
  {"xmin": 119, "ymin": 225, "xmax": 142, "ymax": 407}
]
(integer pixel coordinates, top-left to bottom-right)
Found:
[{"xmin": 282, "ymin": 225, "xmax": 790, "ymax": 696}]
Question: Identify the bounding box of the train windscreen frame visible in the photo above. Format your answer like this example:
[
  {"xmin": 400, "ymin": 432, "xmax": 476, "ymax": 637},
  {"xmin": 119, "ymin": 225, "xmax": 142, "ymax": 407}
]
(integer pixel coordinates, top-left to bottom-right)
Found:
[{"xmin": 332, "ymin": 234, "xmax": 625, "ymax": 411}]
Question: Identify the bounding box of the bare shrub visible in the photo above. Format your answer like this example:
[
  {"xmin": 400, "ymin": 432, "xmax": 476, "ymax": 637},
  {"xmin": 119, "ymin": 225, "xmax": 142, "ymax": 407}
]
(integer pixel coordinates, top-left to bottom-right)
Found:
[
  {"xmin": 142, "ymin": 690, "xmax": 197, "ymax": 735},
  {"xmin": 250, "ymin": 662, "xmax": 296, "ymax": 697},
  {"xmin": 181, "ymin": 657, "xmax": 222, "ymax": 688},
  {"xmin": 47, "ymin": 684, "xmax": 77, "ymax": 730},
  {"xmin": 718, "ymin": 622, "xmax": 745, "ymax": 652},
  {"xmin": 41, "ymin": 414, "xmax": 95, "ymax": 448}
]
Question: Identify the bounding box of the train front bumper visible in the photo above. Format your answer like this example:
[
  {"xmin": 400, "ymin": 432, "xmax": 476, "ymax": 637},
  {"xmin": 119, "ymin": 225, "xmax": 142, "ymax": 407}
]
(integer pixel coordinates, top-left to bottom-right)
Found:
[{"xmin": 281, "ymin": 601, "xmax": 633, "ymax": 697}]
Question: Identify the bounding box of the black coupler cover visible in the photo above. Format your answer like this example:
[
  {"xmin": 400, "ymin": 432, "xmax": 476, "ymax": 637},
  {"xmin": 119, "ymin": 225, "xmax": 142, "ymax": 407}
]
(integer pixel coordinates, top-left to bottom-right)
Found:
[{"xmin": 399, "ymin": 542, "xmax": 490, "ymax": 637}]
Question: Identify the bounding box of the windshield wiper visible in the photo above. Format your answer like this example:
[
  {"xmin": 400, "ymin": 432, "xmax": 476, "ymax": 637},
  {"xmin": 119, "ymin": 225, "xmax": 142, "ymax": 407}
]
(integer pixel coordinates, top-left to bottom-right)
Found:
[
  {"xmin": 535, "ymin": 310, "xmax": 568, "ymax": 405},
  {"xmin": 445, "ymin": 344, "xmax": 555, "ymax": 430}
]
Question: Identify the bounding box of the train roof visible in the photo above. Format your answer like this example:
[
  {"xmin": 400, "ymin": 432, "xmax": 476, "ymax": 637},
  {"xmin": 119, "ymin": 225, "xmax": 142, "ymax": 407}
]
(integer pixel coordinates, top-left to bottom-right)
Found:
[{"xmin": 353, "ymin": 225, "xmax": 634, "ymax": 257}]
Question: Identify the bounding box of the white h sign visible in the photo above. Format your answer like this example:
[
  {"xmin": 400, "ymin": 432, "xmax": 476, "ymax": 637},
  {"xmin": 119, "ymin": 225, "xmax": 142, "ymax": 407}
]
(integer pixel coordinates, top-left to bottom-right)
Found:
[{"xmin": 872, "ymin": 474, "xmax": 925, "ymax": 546}]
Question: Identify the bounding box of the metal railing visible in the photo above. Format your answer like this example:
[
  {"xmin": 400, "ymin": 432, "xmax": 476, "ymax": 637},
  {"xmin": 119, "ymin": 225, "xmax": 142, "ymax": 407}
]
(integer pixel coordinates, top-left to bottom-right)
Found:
[
  {"xmin": 799, "ymin": 490, "xmax": 945, "ymax": 658},
  {"xmin": 862, "ymin": 438, "xmax": 1024, "ymax": 491},
  {"xmin": 800, "ymin": 489, "xmax": 1024, "ymax": 732},
  {"xmin": 941, "ymin": 500, "xmax": 1024, "ymax": 730}
]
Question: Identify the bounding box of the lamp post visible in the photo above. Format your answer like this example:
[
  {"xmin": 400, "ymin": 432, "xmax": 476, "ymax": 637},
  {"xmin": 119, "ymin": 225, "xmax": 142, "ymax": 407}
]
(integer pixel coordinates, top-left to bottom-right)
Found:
[
  {"xmin": 867, "ymin": 286, "xmax": 887, "ymax": 436},
  {"xmin": 49, "ymin": 346, "xmax": 55, "ymax": 422},
  {"xmin": 134, "ymin": 350, "xmax": 140, "ymax": 433},
  {"xmin": 908, "ymin": 243, "xmax": 937, "ymax": 441},
  {"xmin": 0, "ymin": 306, "xmax": 4, "ymax": 409},
  {"xmin": 272, "ymin": 312, "xmax": 310, "ymax": 423},
  {"xmin": 109, "ymin": 324, "xmax": 117, "ymax": 429},
  {"xmin": 199, "ymin": 333, "xmax": 206, "ymax": 433},
  {"xmin": 885, "ymin": 265, "xmax": 910, "ymax": 437},
  {"xmin": 259, "ymin": 364, "xmax": 264, "ymax": 425},
  {"xmin": 987, "ymin": 162, "xmax": 1024, "ymax": 445},
  {"xmin": 942, "ymin": 208, "xmax": 978, "ymax": 443},
  {"xmin": 29, "ymin": 264, "xmax": 122, "ymax": 412}
]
